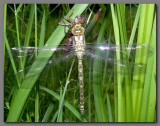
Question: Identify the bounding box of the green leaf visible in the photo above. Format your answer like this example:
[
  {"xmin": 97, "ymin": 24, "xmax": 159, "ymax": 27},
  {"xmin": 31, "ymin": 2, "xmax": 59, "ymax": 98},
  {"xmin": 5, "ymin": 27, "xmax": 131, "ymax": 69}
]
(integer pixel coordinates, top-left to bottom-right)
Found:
[
  {"xmin": 40, "ymin": 86, "xmax": 87, "ymax": 122},
  {"xmin": 39, "ymin": 11, "xmax": 46, "ymax": 47},
  {"xmin": 132, "ymin": 4, "xmax": 155, "ymax": 122},
  {"xmin": 140, "ymin": 12, "xmax": 156, "ymax": 122},
  {"xmin": 110, "ymin": 4, "xmax": 123, "ymax": 122},
  {"xmin": 42, "ymin": 101, "xmax": 54, "ymax": 122},
  {"xmin": 93, "ymin": 11, "xmax": 108, "ymax": 122}
]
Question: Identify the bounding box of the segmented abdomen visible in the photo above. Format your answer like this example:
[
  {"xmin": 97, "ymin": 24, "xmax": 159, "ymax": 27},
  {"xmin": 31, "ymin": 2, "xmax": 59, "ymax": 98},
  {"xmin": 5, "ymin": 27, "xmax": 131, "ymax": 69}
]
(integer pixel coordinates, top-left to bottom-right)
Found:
[{"xmin": 78, "ymin": 59, "xmax": 84, "ymax": 115}]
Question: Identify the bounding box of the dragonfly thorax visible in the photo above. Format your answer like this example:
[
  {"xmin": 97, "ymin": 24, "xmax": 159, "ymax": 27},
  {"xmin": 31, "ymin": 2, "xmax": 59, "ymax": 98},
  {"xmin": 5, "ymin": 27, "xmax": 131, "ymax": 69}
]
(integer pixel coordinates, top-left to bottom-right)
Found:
[{"xmin": 73, "ymin": 35, "xmax": 86, "ymax": 58}]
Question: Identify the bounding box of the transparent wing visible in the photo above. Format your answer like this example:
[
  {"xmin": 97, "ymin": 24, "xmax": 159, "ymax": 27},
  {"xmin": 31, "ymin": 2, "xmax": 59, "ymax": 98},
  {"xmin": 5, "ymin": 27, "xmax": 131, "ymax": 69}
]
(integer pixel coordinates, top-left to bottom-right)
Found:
[
  {"xmin": 12, "ymin": 42, "xmax": 153, "ymax": 89},
  {"xmin": 11, "ymin": 44, "xmax": 76, "ymax": 78},
  {"xmin": 18, "ymin": 51, "xmax": 77, "ymax": 89},
  {"xmin": 11, "ymin": 44, "xmax": 77, "ymax": 89},
  {"xmin": 81, "ymin": 42, "xmax": 153, "ymax": 78},
  {"xmin": 85, "ymin": 43, "xmax": 152, "ymax": 59},
  {"xmin": 11, "ymin": 44, "xmax": 75, "ymax": 61},
  {"xmin": 11, "ymin": 42, "xmax": 152, "ymax": 67}
]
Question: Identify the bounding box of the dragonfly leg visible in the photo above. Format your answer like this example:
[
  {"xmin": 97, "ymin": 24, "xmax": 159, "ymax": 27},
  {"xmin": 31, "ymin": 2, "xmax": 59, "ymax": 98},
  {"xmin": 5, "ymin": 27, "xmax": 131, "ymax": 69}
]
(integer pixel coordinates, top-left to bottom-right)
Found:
[
  {"xmin": 64, "ymin": 16, "xmax": 73, "ymax": 22},
  {"xmin": 64, "ymin": 10, "xmax": 74, "ymax": 22},
  {"xmin": 59, "ymin": 9, "xmax": 74, "ymax": 24},
  {"xmin": 59, "ymin": 19, "xmax": 72, "ymax": 34},
  {"xmin": 84, "ymin": 24, "xmax": 88, "ymax": 28},
  {"xmin": 64, "ymin": 25, "xmax": 72, "ymax": 34},
  {"xmin": 59, "ymin": 19, "xmax": 71, "ymax": 26}
]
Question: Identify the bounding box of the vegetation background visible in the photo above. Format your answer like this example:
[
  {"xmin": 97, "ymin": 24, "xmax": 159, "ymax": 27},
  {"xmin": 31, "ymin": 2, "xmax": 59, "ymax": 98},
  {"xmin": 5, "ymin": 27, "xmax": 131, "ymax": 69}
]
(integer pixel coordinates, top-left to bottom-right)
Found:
[{"xmin": 4, "ymin": 4, "xmax": 156, "ymax": 122}]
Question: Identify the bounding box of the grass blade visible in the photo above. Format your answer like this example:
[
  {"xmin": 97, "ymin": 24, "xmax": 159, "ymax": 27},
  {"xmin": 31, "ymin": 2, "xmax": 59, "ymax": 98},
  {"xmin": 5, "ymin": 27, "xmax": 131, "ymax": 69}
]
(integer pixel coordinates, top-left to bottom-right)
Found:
[
  {"xmin": 42, "ymin": 101, "xmax": 54, "ymax": 122},
  {"xmin": 14, "ymin": 4, "xmax": 24, "ymax": 74},
  {"xmin": 140, "ymin": 13, "xmax": 156, "ymax": 122},
  {"xmin": 106, "ymin": 94, "xmax": 113, "ymax": 122},
  {"xmin": 132, "ymin": 4, "xmax": 155, "ymax": 121},
  {"xmin": 34, "ymin": 4, "xmax": 39, "ymax": 122},
  {"xmin": 111, "ymin": 4, "xmax": 123, "ymax": 122},
  {"xmin": 93, "ymin": 12, "xmax": 108, "ymax": 122},
  {"xmin": 57, "ymin": 58, "xmax": 75, "ymax": 122},
  {"xmin": 128, "ymin": 5, "xmax": 140, "ymax": 47},
  {"xmin": 39, "ymin": 11, "xmax": 46, "ymax": 47},
  {"xmin": 145, "ymin": 14, "xmax": 156, "ymax": 121},
  {"xmin": 40, "ymin": 86, "xmax": 87, "ymax": 122},
  {"xmin": 4, "ymin": 4, "xmax": 20, "ymax": 87},
  {"xmin": 116, "ymin": 4, "xmax": 133, "ymax": 122},
  {"xmin": 4, "ymin": 4, "xmax": 7, "ymax": 63}
]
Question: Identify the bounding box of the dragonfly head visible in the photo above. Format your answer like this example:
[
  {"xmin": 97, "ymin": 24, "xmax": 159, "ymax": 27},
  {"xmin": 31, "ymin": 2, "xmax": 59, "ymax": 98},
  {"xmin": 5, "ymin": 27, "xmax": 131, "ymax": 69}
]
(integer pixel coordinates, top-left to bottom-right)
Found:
[
  {"xmin": 72, "ymin": 15, "xmax": 85, "ymax": 35},
  {"xmin": 74, "ymin": 15, "xmax": 84, "ymax": 24}
]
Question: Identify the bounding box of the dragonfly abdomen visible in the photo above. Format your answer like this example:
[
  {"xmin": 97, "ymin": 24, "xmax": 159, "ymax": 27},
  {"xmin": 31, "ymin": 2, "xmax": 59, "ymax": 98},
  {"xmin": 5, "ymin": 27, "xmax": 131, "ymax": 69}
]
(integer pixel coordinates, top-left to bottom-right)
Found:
[
  {"xmin": 73, "ymin": 35, "xmax": 85, "ymax": 114},
  {"xmin": 78, "ymin": 58, "xmax": 84, "ymax": 114}
]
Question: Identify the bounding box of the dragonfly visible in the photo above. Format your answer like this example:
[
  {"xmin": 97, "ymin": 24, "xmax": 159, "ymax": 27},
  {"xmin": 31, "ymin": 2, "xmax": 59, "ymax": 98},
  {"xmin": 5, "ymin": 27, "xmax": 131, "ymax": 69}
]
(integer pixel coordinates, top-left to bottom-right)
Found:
[{"xmin": 11, "ymin": 11, "xmax": 152, "ymax": 115}]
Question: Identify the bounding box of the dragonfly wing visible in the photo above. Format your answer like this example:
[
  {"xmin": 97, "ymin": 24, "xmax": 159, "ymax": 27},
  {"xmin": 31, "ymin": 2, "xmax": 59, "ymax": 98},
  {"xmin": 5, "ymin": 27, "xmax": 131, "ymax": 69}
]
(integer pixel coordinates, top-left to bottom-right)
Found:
[
  {"xmin": 85, "ymin": 43, "xmax": 153, "ymax": 60},
  {"xmin": 17, "ymin": 50, "xmax": 76, "ymax": 89},
  {"xmin": 11, "ymin": 44, "xmax": 74, "ymax": 61},
  {"xmin": 83, "ymin": 43, "xmax": 152, "ymax": 77},
  {"xmin": 11, "ymin": 44, "xmax": 75, "ymax": 76}
]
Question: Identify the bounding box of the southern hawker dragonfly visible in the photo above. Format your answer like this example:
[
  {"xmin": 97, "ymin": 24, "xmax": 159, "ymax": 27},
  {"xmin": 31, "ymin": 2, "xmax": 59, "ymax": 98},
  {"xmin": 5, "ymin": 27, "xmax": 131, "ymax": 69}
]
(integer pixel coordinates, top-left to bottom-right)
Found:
[{"xmin": 10, "ymin": 11, "xmax": 152, "ymax": 115}]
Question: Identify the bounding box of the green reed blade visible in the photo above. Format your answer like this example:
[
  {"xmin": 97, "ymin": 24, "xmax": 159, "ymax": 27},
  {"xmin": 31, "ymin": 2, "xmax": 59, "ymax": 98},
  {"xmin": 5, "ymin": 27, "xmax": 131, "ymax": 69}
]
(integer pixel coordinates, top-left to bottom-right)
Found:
[
  {"xmin": 40, "ymin": 86, "xmax": 87, "ymax": 122},
  {"xmin": 34, "ymin": 4, "xmax": 39, "ymax": 122},
  {"xmin": 146, "ymin": 55, "xmax": 156, "ymax": 122},
  {"xmin": 4, "ymin": 4, "xmax": 20, "ymax": 87},
  {"xmin": 102, "ymin": 32, "xmax": 111, "ymax": 91},
  {"xmin": 140, "ymin": 13, "xmax": 156, "ymax": 122},
  {"xmin": 106, "ymin": 94, "xmax": 113, "ymax": 122},
  {"xmin": 116, "ymin": 4, "xmax": 133, "ymax": 122},
  {"xmin": 42, "ymin": 101, "xmax": 54, "ymax": 122},
  {"xmin": 4, "ymin": 3, "xmax": 6, "ymax": 68},
  {"xmin": 51, "ymin": 110, "xmax": 58, "ymax": 122},
  {"xmin": 128, "ymin": 5, "xmax": 141, "ymax": 51},
  {"xmin": 111, "ymin": 4, "xmax": 123, "ymax": 122},
  {"xmin": 57, "ymin": 57, "xmax": 75, "ymax": 122},
  {"xmin": 145, "ymin": 14, "xmax": 156, "ymax": 122},
  {"xmin": 132, "ymin": 4, "xmax": 155, "ymax": 121},
  {"xmin": 14, "ymin": 4, "xmax": 24, "ymax": 74},
  {"xmin": 57, "ymin": 86, "xmax": 63, "ymax": 122},
  {"xmin": 16, "ymin": 4, "xmax": 23, "ymax": 13},
  {"xmin": 39, "ymin": 11, "xmax": 46, "ymax": 47},
  {"xmin": 114, "ymin": 61, "xmax": 118, "ymax": 122},
  {"xmin": 88, "ymin": 58, "xmax": 92, "ymax": 122},
  {"xmin": 93, "ymin": 12, "xmax": 108, "ymax": 122},
  {"xmin": 19, "ymin": 4, "xmax": 34, "ymax": 78}
]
